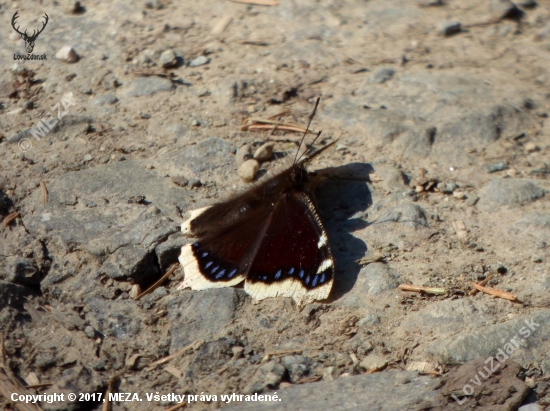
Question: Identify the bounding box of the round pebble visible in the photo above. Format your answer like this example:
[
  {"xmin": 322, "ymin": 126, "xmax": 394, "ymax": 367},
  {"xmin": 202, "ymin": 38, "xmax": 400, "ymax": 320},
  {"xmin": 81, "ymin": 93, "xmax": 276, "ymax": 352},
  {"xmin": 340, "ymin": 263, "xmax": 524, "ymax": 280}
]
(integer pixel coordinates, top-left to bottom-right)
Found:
[
  {"xmin": 83, "ymin": 154, "xmax": 92, "ymax": 162},
  {"xmin": 159, "ymin": 49, "xmax": 177, "ymax": 68},
  {"xmin": 84, "ymin": 326, "xmax": 96, "ymax": 339},
  {"xmin": 238, "ymin": 159, "xmax": 259, "ymax": 182},
  {"xmin": 55, "ymin": 46, "xmax": 79, "ymax": 63},
  {"xmin": 253, "ymin": 143, "xmax": 274, "ymax": 162},
  {"xmin": 189, "ymin": 55, "xmax": 210, "ymax": 67},
  {"xmin": 453, "ymin": 190, "xmax": 466, "ymax": 199},
  {"xmin": 236, "ymin": 144, "xmax": 253, "ymax": 166},
  {"xmin": 525, "ymin": 142, "xmax": 539, "ymax": 153}
]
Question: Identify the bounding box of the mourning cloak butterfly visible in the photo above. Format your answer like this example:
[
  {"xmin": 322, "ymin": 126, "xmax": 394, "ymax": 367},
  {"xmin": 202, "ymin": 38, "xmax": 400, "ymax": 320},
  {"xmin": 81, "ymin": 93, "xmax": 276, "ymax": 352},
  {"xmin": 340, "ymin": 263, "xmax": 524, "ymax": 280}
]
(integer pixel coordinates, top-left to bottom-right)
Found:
[{"xmin": 178, "ymin": 99, "xmax": 335, "ymax": 306}]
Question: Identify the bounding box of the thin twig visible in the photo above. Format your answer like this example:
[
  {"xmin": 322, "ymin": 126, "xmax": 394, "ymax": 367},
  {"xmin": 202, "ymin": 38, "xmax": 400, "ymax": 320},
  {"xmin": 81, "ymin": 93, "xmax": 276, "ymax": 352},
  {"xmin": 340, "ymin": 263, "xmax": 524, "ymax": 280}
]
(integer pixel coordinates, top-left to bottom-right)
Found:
[
  {"xmin": 39, "ymin": 182, "xmax": 48, "ymax": 206},
  {"xmin": 102, "ymin": 374, "xmax": 119, "ymax": 411},
  {"xmin": 3, "ymin": 211, "xmax": 20, "ymax": 227},
  {"xmin": 398, "ymin": 284, "xmax": 448, "ymax": 295},
  {"xmin": 165, "ymin": 403, "xmax": 187, "ymax": 411},
  {"xmin": 469, "ymin": 274, "xmax": 493, "ymax": 296},
  {"xmin": 470, "ymin": 282, "xmax": 519, "ymax": 302},
  {"xmin": 136, "ymin": 263, "xmax": 179, "ymax": 300},
  {"xmin": 147, "ymin": 340, "xmax": 203, "ymax": 369},
  {"xmin": 241, "ymin": 123, "xmax": 316, "ymax": 134}
]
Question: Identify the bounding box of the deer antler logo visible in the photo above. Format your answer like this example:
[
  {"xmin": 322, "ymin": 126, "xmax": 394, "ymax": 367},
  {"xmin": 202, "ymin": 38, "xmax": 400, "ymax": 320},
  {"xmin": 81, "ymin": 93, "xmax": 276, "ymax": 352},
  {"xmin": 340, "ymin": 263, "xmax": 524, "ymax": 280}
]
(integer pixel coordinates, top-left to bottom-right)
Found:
[{"xmin": 11, "ymin": 11, "xmax": 49, "ymax": 54}]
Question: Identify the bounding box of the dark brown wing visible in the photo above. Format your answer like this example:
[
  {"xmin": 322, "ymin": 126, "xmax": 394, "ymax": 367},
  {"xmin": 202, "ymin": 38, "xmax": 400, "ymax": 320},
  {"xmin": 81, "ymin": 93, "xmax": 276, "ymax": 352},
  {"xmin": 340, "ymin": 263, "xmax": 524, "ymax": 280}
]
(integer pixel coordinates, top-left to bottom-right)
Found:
[{"xmin": 244, "ymin": 191, "xmax": 334, "ymax": 306}]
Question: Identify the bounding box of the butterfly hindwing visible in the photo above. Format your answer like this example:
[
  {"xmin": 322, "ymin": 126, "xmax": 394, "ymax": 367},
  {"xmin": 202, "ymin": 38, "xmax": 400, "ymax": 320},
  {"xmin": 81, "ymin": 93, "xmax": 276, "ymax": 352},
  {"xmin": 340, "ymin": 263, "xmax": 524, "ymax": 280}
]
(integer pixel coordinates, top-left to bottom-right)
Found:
[{"xmin": 244, "ymin": 191, "xmax": 334, "ymax": 306}]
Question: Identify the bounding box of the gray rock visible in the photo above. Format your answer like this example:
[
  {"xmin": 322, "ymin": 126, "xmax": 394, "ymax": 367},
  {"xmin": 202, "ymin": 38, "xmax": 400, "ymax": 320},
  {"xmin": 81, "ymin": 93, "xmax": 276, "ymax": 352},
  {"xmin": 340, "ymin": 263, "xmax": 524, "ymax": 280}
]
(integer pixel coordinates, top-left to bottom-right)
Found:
[
  {"xmin": 85, "ymin": 297, "xmax": 143, "ymax": 339},
  {"xmin": 4, "ymin": 257, "xmax": 41, "ymax": 285},
  {"xmin": 377, "ymin": 203, "xmax": 429, "ymax": 229},
  {"xmin": 373, "ymin": 165, "xmax": 406, "ymax": 190},
  {"xmin": 438, "ymin": 21, "xmax": 461, "ymax": 36},
  {"xmin": 484, "ymin": 161, "xmax": 508, "ymax": 173},
  {"xmin": 437, "ymin": 182, "xmax": 458, "ymax": 194},
  {"xmin": 92, "ymin": 94, "xmax": 118, "ymax": 106},
  {"xmin": 282, "ymin": 355, "xmax": 314, "ymax": 383},
  {"xmin": 43, "ymin": 366, "xmax": 101, "ymax": 411},
  {"xmin": 159, "ymin": 49, "xmax": 177, "ymax": 68},
  {"xmin": 480, "ymin": 179, "xmax": 545, "ymax": 207},
  {"xmin": 187, "ymin": 338, "xmax": 239, "ymax": 381},
  {"xmin": 368, "ymin": 67, "xmax": 395, "ymax": 84},
  {"xmin": 244, "ymin": 361, "xmax": 286, "ymax": 394},
  {"xmin": 514, "ymin": 212, "xmax": 550, "ymax": 242},
  {"xmin": 155, "ymin": 233, "xmax": 187, "ymax": 271},
  {"xmin": 357, "ymin": 262, "xmax": 399, "ymax": 295},
  {"xmin": 427, "ymin": 310, "xmax": 550, "ymax": 366},
  {"xmin": 189, "ymin": 56, "xmax": 210, "ymax": 67},
  {"xmin": 172, "ymin": 138, "xmax": 237, "ymax": 182},
  {"xmin": 99, "ymin": 245, "xmax": 159, "ymax": 282},
  {"xmin": 127, "ymin": 77, "xmax": 174, "ymax": 97},
  {"xmin": 84, "ymin": 326, "xmax": 96, "ymax": 338},
  {"xmin": 400, "ymin": 299, "xmax": 492, "ymax": 339},
  {"xmin": 224, "ymin": 370, "xmax": 445, "ymax": 410},
  {"xmin": 357, "ymin": 313, "xmax": 381, "ymax": 327},
  {"xmin": 167, "ymin": 289, "xmax": 246, "ymax": 352},
  {"xmin": 489, "ymin": 0, "xmax": 521, "ymax": 19}
]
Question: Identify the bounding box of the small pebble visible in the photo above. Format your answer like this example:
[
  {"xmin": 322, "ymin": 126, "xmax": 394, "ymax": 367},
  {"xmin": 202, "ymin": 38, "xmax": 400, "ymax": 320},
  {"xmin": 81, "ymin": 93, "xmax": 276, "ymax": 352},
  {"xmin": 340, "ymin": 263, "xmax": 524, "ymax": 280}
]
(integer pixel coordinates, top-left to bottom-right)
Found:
[
  {"xmin": 525, "ymin": 142, "xmax": 539, "ymax": 153},
  {"xmin": 453, "ymin": 191, "xmax": 466, "ymax": 199},
  {"xmin": 485, "ymin": 161, "xmax": 508, "ymax": 173},
  {"xmin": 171, "ymin": 176, "xmax": 189, "ymax": 187},
  {"xmin": 64, "ymin": 0, "xmax": 84, "ymax": 14},
  {"xmin": 84, "ymin": 326, "xmax": 96, "ymax": 339},
  {"xmin": 438, "ymin": 21, "xmax": 461, "ymax": 37},
  {"xmin": 140, "ymin": 112, "xmax": 151, "ymax": 119},
  {"xmin": 236, "ymin": 145, "xmax": 253, "ymax": 166},
  {"xmin": 189, "ymin": 179, "xmax": 202, "ymax": 188},
  {"xmin": 83, "ymin": 154, "xmax": 92, "ymax": 162},
  {"xmin": 506, "ymin": 168, "xmax": 518, "ymax": 177},
  {"xmin": 189, "ymin": 56, "xmax": 210, "ymax": 67},
  {"xmin": 146, "ymin": 164, "xmax": 154, "ymax": 169},
  {"xmin": 465, "ymin": 195, "xmax": 479, "ymax": 206},
  {"xmin": 159, "ymin": 49, "xmax": 177, "ymax": 68},
  {"xmin": 489, "ymin": 0, "xmax": 520, "ymax": 19},
  {"xmin": 254, "ymin": 143, "xmax": 274, "ymax": 162},
  {"xmin": 488, "ymin": 263, "xmax": 507, "ymax": 275},
  {"xmin": 437, "ymin": 182, "xmax": 457, "ymax": 194},
  {"xmin": 532, "ymin": 256, "xmax": 543, "ymax": 263},
  {"xmin": 129, "ymin": 284, "xmax": 141, "ymax": 299},
  {"xmin": 238, "ymin": 159, "xmax": 259, "ymax": 182},
  {"xmin": 359, "ymin": 354, "xmax": 388, "ymax": 371},
  {"xmin": 55, "ymin": 46, "xmax": 79, "ymax": 63}
]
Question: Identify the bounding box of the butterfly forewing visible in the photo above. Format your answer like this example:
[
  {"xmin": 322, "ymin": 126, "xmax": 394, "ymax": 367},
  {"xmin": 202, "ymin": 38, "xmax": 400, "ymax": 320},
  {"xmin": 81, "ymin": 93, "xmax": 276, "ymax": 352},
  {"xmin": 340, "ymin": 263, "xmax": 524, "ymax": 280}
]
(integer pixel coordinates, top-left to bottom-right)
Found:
[{"xmin": 178, "ymin": 194, "xmax": 275, "ymax": 290}]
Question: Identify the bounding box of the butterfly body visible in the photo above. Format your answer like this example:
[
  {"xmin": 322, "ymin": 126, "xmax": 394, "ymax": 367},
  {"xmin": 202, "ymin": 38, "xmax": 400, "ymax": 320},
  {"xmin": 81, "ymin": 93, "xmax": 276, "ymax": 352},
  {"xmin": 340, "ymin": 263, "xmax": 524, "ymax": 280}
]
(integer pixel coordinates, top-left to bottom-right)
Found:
[{"xmin": 178, "ymin": 147, "xmax": 335, "ymax": 306}]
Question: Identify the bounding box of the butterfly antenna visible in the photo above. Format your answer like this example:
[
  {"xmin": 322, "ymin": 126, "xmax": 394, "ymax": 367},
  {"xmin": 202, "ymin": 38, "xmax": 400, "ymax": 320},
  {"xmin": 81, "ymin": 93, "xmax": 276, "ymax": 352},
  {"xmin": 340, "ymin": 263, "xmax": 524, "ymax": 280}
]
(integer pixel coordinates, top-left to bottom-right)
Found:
[{"xmin": 293, "ymin": 97, "xmax": 321, "ymax": 165}]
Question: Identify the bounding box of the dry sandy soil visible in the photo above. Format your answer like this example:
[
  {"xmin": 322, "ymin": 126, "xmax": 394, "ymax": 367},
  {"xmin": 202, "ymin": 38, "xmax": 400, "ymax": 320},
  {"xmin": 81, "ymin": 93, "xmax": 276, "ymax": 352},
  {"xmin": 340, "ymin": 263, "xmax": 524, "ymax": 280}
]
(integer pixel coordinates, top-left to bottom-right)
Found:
[{"xmin": 1, "ymin": 0, "xmax": 550, "ymax": 410}]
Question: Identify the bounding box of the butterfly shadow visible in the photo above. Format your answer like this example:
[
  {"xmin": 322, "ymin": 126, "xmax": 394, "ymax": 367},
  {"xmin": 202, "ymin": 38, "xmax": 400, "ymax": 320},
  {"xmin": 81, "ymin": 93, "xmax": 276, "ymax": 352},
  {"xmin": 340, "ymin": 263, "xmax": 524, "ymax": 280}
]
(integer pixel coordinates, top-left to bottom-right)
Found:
[{"xmin": 312, "ymin": 162, "xmax": 373, "ymax": 302}]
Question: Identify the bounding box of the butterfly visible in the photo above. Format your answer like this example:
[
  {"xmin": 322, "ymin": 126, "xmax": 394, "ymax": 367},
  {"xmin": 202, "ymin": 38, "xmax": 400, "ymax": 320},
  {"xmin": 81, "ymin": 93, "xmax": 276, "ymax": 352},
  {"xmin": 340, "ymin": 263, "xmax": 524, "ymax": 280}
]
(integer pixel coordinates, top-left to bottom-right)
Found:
[{"xmin": 177, "ymin": 98, "xmax": 335, "ymax": 306}]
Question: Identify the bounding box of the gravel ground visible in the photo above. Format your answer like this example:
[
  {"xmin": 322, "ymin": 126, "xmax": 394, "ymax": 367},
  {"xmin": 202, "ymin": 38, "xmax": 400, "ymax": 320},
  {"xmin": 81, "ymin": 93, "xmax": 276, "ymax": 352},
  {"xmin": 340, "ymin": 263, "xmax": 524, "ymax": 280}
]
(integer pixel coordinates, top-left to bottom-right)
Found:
[{"xmin": 1, "ymin": 0, "xmax": 550, "ymax": 410}]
